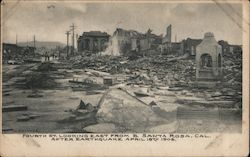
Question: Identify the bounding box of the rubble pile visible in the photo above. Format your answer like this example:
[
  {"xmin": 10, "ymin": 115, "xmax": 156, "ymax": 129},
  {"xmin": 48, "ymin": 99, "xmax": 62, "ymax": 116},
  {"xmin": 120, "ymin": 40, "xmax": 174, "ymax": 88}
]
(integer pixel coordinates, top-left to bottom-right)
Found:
[
  {"xmin": 219, "ymin": 53, "xmax": 242, "ymax": 105},
  {"xmin": 69, "ymin": 52, "xmax": 241, "ymax": 108},
  {"xmin": 123, "ymin": 56, "xmax": 196, "ymax": 86},
  {"xmin": 223, "ymin": 54, "xmax": 242, "ymax": 89},
  {"xmin": 71, "ymin": 54, "xmax": 196, "ymax": 86},
  {"xmin": 71, "ymin": 55, "xmax": 126, "ymax": 74}
]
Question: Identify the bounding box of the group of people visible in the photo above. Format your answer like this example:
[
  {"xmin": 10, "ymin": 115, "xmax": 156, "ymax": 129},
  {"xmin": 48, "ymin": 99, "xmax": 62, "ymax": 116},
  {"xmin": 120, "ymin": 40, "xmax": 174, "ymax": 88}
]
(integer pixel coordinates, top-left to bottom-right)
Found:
[{"xmin": 44, "ymin": 51, "xmax": 57, "ymax": 61}]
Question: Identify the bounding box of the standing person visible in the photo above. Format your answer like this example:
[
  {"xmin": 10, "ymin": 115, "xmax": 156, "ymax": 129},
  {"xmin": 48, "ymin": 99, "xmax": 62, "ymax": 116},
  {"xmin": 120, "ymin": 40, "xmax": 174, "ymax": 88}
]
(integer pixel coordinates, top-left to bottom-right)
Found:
[
  {"xmin": 47, "ymin": 51, "xmax": 50, "ymax": 61},
  {"xmin": 45, "ymin": 51, "xmax": 50, "ymax": 61},
  {"xmin": 44, "ymin": 51, "xmax": 48, "ymax": 61}
]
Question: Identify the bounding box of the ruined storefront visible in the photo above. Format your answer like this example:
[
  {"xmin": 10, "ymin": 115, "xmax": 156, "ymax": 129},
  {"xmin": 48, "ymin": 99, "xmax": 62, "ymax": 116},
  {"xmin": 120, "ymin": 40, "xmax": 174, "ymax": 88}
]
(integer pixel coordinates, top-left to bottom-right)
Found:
[{"xmin": 77, "ymin": 31, "xmax": 110, "ymax": 53}]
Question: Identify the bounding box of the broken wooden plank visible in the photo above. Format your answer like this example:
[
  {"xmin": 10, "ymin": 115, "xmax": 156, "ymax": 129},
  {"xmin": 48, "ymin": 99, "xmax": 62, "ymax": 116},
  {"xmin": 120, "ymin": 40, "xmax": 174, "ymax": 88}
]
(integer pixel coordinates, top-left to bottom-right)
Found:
[
  {"xmin": 17, "ymin": 116, "xmax": 30, "ymax": 121},
  {"xmin": 3, "ymin": 105, "xmax": 28, "ymax": 112}
]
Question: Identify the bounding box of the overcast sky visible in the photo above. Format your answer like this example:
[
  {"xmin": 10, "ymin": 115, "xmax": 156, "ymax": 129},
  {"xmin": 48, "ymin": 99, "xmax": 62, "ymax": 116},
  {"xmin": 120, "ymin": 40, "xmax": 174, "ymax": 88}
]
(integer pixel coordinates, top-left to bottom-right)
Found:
[{"xmin": 2, "ymin": 1, "xmax": 243, "ymax": 45}]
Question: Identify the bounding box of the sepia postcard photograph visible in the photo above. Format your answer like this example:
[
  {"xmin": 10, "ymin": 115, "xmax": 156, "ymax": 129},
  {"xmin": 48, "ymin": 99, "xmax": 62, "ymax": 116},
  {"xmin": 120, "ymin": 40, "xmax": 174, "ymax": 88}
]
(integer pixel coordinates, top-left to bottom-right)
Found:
[{"xmin": 0, "ymin": 0, "xmax": 249, "ymax": 156}]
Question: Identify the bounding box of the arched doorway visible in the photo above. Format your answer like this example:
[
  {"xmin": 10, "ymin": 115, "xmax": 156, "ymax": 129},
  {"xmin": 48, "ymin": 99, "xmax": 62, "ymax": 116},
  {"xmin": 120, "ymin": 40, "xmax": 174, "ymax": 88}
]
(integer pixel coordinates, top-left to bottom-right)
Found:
[
  {"xmin": 81, "ymin": 40, "xmax": 84, "ymax": 50},
  {"xmin": 101, "ymin": 39, "xmax": 107, "ymax": 51},
  {"xmin": 218, "ymin": 54, "xmax": 221, "ymax": 67},
  {"xmin": 93, "ymin": 39, "xmax": 98, "ymax": 51},
  {"xmin": 85, "ymin": 39, "xmax": 90, "ymax": 50},
  {"xmin": 200, "ymin": 53, "xmax": 212, "ymax": 68}
]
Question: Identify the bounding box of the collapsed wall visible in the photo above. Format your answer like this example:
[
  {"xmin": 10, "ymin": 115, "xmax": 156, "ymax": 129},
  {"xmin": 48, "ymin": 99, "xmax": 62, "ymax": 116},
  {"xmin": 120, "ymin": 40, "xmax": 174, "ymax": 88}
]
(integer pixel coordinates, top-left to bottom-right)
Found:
[
  {"xmin": 101, "ymin": 28, "xmax": 144, "ymax": 56},
  {"xmin": 102, "ymin": 35, "xmax": 121, "ymax": 56}
]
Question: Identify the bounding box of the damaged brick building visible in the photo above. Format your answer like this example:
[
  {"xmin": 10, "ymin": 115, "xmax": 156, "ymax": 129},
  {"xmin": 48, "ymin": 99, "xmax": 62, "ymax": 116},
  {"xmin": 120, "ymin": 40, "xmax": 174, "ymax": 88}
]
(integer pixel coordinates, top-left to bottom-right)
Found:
[
  {"xmin": 161, "ymin": 25, "xmax": 172, "ymax": 54},
  {"xmin": 103, "ymin": 28, "xmax": 162, "ymax": 56},
  {"xmin": 131, "ymin": 29, "xmax": 162, "ymax": 54},
  {"xmin": 77, "ymin": 31, "xmax": 110, "ymax": 53}
]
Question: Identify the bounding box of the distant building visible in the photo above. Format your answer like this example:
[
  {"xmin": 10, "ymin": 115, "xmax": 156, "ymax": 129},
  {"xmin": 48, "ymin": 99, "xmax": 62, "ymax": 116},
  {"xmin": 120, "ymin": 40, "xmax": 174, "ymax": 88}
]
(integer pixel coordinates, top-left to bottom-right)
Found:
[
  {"xmin": 2, "ymin": 43, "xmax": 21, "ymax": 61},
  {"xmin": 218, "ymin": 40, "xmax": 242, "ymax": 57},
  {"xmin": 131, "ymin": 36, "xmax": 150, "ymax": 52},
  {"xmin": 2, "ymin": 43, "xmax": 35, "ymax": 62},
  {"xmin": 218, "ymin": 40, "xmax": 230, "ymax": 55},
  {"xmin": 77, "ymin": 31, "xmax": 110, "ymax": 53},
  {"xmin": 3, "ymin": 43, "xmax": 20, "ymax": 53},
  {"xmin": 146, "ymin": 32, "xmax": 162, "ymax": 50},
  {"xmin": 171, "ymin": 42, "xmax": 182, "ymax": 54},
  {"xmin": 180, "ymin": 38, "xmax": 202, "ymax": 56},
  {"xmin": 131, "ymin": 32, "xmax": 161, "ymax": 52},
  {"xmin": 229, "ymin": 44, "xmax": 242, "ymax": 54}
]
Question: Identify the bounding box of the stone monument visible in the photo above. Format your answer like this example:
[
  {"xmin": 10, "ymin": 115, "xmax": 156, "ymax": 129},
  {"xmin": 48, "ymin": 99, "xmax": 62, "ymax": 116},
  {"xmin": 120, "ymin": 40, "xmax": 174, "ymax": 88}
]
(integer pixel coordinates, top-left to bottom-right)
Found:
[{"xmin": 196, "ymin": 32, "xmax": 223, "ymax": 87}]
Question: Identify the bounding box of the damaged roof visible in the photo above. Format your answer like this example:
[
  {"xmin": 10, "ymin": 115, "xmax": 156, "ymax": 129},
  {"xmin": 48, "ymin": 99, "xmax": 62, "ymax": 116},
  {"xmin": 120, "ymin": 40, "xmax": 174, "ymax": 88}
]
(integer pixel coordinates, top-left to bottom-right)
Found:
[
  {"xmin": 81, "ymin": 31, "xmax": 110, "ymax": 37},
  {"xmin": 114, "ymin": 28, "xmax": 161, "ymax": 40},
  {"xmin": 113, "ymin": 28, "xmax": 143, "ymax": 37}
]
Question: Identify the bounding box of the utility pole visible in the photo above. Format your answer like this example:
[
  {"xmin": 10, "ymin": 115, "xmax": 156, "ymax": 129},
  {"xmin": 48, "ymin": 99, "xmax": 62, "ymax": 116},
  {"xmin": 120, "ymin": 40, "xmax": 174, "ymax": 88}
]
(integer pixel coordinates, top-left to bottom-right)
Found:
[
  {"xmin": 70, "ymin": 23, "xmax": 76, "ymax": 55},
  {"xmin": 66, "ymin": 31, "xmax": 70, "ymax": 58},
  {"xmin": 16, "ymin": 34, "xmax": 18, "ymax": 45},
  {"xmin": 57, "ymin": 46, "xmax": 60, "ymax": 59},
  {"xmin": 15, "ymin": 34, "xmax": 18, "ymax": 58},
  {"xmin": 33, "ymin": 35, "xmax": 36, "ymax": 48},
  {"xmin": 26, "ymin": 35, "xmax": 28, "ymax": 47},
  {"xmin": 33, "ymin": 35, "xmax": 36, "ymax": 57},
  {"xmin": 76, "ymin": 33, "xmax": 78, "ymax": 53}
]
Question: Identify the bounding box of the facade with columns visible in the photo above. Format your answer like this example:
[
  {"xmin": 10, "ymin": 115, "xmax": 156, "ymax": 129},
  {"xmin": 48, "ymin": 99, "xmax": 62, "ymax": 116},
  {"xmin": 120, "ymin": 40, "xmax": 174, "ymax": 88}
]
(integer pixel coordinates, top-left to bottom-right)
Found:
[{"xmin": 77, "ymin": 31, "xmax": 110, "ymax": 53}]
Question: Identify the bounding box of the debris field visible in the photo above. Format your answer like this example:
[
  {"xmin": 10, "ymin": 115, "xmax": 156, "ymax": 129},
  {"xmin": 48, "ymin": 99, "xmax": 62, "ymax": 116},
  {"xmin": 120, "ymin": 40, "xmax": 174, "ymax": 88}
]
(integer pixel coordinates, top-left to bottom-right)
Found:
[{"xmin": 2, "ymin": 51, "xmax": 242, "ymax": 133}]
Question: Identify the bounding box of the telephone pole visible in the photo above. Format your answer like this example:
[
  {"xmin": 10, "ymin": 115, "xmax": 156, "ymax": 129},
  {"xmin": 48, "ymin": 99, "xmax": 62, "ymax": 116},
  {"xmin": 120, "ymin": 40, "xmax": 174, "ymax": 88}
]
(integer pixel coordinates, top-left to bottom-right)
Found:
[
  {"xmin": 70, "ymin": 23, "xmax": 76, "ymax": 55},
  {"xmin": 16, "ymin": 34, "xmax": 18, "ymax": 45},
  {"xmin": 65, "ymin": 31, "xmax": 70, "ymax": 58},
  {"xmin": 76, "ymin": 33, "xmax": 78, "ymax": 53},
  {"xmin": 15, "ymin": 34, "xmax": 18, "ymax": 58},
  {"xmin": 33, "ymin": 35, "xmax": 36, "ymax": 48},
  {"xmin": 33, "ymin": 35, "xmax": 36, "ymax": 57}
]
